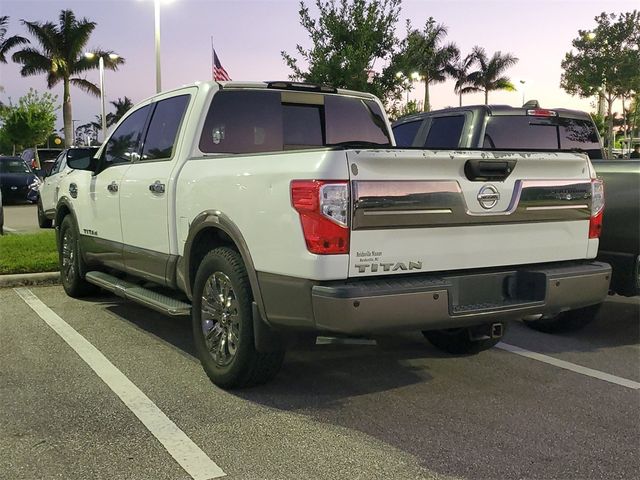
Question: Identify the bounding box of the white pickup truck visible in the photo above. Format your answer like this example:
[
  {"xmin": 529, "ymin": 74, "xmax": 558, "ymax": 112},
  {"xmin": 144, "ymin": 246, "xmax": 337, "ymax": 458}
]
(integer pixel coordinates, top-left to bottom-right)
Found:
[{"xmin": 57, "ymin": 81, "xmax": 611, "ymax": 388}]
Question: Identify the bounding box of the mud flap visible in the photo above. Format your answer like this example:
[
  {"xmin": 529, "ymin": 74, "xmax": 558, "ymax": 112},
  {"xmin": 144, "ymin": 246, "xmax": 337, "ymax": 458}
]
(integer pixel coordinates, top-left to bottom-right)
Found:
[{"xmin": 252, "ymin": 302, "xmax": 284, "ymax": 353}]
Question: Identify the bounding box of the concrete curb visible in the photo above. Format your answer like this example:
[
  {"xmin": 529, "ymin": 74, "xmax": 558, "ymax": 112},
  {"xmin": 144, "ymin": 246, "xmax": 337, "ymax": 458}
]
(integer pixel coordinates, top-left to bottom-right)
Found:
[{"xmin": 0, "ymin": 271, "xmax": 60, "ymax": 288}]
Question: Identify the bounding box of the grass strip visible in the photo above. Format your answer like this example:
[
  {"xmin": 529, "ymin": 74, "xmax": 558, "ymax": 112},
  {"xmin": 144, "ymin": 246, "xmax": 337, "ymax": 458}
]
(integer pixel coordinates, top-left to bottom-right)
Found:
[{"xmin": 0, "ymin": 231, "xmax": 59, "ymax": 274}]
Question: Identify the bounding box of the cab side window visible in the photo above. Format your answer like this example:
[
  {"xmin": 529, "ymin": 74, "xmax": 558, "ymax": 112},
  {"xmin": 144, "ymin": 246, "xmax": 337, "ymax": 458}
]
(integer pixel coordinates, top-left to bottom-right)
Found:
[
  {"xmin": 423, "ymin": 115, "xmax": 465, "ymax": 149},
  {"xmin": 141, "ymin": 95, "xmax": 190, "ymax": 161},
  {"xmin": 392, "ymin": 120, "xmax": 422, "ymax": 147},
  {"xmin": 104, "ymin": 105, "xmax": 152, "ymax": 165}
]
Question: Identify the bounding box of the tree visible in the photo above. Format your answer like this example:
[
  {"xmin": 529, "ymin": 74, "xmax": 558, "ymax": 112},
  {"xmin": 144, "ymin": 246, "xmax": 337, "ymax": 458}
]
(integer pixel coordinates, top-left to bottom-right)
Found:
[
  {"xmin": 0, "ymin": 15, "xmax": 28, "ymax": 91},
  {"xmin": 0, "ymin": 89, "xmax": 58, "ymax": 160},
  {"xmin": 12, "ymin": 9, "xmax": 124, "ymax": 147},
  {"xmin": 0, "ymin": 16, "xmax": 28, "ymax": 63},
  {"xmin": 106, "ymin": 96, "xmax": 134, "ymax": 126},
  {"xmin": 560, "ymin": 10, "xmax": 640, "ymax": 158},
  {"xmin": 466, "ymin": 46, "xmax": 518, "ymax": 105},
  {"xmin": 397, "ymin": 18, "xmax": 458, "ymax": 111},
  {"xmin": 282, "ymin": 0, "xmax": 404, "ymax": 104},
  {"xmin": 447, "ymin": 52, "xmax": 478, "ymax": 107}
]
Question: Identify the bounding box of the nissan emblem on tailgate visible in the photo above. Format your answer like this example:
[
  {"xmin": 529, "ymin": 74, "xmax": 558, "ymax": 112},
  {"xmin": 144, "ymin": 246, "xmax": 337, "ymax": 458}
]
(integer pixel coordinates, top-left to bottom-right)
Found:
[{"xmin": 477, "ymin": 184, "xmax": 500, "ymax": 209}]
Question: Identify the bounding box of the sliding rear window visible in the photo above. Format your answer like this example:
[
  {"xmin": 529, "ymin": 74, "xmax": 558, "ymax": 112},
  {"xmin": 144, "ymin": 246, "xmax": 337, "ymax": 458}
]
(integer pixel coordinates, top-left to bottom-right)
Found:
[
  {"xmin": 483, "ymin": 116, "xmax": 558, "ymax": 150},
  {"xmin": 199, "ymin": 90, "xmax": 391, "ymax": 154}
]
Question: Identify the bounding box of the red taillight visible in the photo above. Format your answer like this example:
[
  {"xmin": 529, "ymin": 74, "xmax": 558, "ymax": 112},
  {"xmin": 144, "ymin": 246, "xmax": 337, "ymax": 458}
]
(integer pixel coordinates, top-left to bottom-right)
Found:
[
  {"xmin": 291, "ymin": 180, "xmax": 349, "ymax": 254},
  {"xmin": 589, "ymin": 178, "xmax": 605, "ymax": 239},
  {"xmin": 589, "ymin": 210, "xmax": 603, "ymax": 239}
]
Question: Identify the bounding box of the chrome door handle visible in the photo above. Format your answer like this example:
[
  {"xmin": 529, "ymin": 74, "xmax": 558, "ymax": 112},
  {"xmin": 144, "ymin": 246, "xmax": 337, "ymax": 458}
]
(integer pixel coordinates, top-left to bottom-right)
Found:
[
  {"xmin": 149, "ymin": 181, "xmax": 165, "ymax": 194},
  {"xmin": 107, "ymin": 181, "xmax": 119, "ymax": 193}
]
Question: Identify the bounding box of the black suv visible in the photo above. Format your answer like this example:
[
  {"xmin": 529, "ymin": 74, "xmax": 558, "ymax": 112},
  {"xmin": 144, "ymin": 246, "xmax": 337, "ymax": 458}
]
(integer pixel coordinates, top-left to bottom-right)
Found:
[{"xmin": 392, "ymin": 102, "xmax": 604, "ymax": 160}]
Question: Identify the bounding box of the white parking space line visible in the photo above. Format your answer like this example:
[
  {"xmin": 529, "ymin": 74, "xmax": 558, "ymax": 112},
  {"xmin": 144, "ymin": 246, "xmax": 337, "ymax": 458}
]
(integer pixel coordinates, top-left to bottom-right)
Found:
[
  {"xmin": 497, "ymin": 342, "xmax": 640, "ymax": 390},
  {"xmin": 14, "ymin": 288, "xmax": 226, "ymax": 480}
]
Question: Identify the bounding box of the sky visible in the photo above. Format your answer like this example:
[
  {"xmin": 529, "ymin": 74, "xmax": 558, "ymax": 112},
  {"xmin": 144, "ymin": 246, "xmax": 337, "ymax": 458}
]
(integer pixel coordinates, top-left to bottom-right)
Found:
[{"xmin": 0, "ymin": 0, "xmax": 636, "ymax": 131}]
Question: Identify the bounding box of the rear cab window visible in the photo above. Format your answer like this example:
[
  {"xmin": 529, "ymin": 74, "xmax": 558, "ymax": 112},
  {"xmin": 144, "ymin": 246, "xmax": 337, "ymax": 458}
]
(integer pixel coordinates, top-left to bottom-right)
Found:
[
  {"xmin": 484, "ymin": 116, "xmax": 558, "ymax": 150},
  {"xmin": 198, "ymin": 89, "xmax": 391, "ymax": 154},
  {"xmin": 484, "ymin": 114, "xmax": 602, "ymax": 159}
]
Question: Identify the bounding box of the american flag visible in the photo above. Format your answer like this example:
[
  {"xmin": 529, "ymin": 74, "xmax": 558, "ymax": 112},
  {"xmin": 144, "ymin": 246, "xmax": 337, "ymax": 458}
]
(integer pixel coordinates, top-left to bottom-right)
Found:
[{"xmin": 212, "ymin": 49, "xmax": 231, "ymax": 81}]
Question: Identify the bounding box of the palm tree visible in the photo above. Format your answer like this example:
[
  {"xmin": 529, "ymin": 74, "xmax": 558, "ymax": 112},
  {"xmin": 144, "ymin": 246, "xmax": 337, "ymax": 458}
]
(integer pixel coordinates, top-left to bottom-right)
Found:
[
  {"xmin": 107, "ymin": 96, "xmax": 134, "ymax": 126},
  {"xmin": 447, "ymin": 53, "xmax": 478, "ymax": 107},
  {"xmin": 401, "ymin": 18, "xmax": 459, "ymax": 112},
  {"xmin": 0, "ymin": 16, "xmax": 28, "ymax": 63},
  {"xmin": 12, "ymin": 10, "xmax": 124, "ymax": 147},
  {"xmin": 0, "ymin": 16, "xmax": 28, "ymax": 94},
  {"xmin": 467, "ymin": 46, "xmax": 518, "ymax": 104}
]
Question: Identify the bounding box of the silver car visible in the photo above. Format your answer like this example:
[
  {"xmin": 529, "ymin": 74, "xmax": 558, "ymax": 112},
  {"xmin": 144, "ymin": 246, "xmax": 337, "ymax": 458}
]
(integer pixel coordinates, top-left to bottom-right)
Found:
[{"xmin": 37, "ymin": 147, "xmax": 98, "ymax": 228}]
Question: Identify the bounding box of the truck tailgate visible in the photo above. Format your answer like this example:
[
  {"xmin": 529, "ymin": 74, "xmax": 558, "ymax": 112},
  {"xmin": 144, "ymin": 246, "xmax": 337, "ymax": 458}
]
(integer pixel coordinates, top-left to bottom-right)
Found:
[{"xmin": 347, "ymin": 149, "xmax": 594, "ymax": 277}]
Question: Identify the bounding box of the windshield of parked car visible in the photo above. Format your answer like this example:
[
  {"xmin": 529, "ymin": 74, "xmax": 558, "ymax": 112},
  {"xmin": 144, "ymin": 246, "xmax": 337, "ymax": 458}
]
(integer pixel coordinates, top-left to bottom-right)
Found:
[
  {"xmin": 199, "ymin": 90, "xmax": 391, "ymax": 154},
  {"xmin": 0, "ymin": 159, "xmax": 31, "ymax": 174}
]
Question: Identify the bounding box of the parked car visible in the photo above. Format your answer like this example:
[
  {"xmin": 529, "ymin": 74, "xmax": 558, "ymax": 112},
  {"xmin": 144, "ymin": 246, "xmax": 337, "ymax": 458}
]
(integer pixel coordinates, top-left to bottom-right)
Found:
[
  {"xmin": 36, "ymin": 146, "xmax": 99, "ymax": 228},
  {"xmin": 21, "ymin": 147, "xmax": 63, "ymax": 177},
  {"xmin": 0, "ymin": 156, "xmax": 39, "ymax": 204},
  {"xmin": 392, "ymin": 102, "xmax": 635, "ymax": 332}
]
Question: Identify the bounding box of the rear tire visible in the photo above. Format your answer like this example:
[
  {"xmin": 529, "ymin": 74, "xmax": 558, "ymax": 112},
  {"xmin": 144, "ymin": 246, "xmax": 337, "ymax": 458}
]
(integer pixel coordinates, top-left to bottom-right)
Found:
[
  {"xmin": 37, "ymin": 198, "xmax": 53, "ymax": 228},
  {"xmin": 423, "ymin": 324, "xmax": 505, "ymax": 355},
  {"xmin": 58, "ymin": 215, "xmax": 96, "ymax": 297},
  {"xmin": 523, "ymin": 304, "xmax": 601, "ymax": 333},
  {"xmin": 192, "ymin": 247, "xmax": 285, "ymax": 389}
]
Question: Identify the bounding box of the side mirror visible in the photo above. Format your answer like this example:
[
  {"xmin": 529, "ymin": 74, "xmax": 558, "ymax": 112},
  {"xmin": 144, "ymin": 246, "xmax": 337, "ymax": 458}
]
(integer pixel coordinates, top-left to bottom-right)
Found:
[{"xmin": 67, "ymin": 154, "xmax": 97, "ymax": 172}]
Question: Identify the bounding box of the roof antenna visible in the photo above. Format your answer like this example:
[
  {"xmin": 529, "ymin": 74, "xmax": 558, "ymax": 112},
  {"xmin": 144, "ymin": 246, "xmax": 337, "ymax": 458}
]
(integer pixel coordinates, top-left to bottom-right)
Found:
[{"xmin": 522, "ymin": 100, "xmax": 539, "ymax": 108}]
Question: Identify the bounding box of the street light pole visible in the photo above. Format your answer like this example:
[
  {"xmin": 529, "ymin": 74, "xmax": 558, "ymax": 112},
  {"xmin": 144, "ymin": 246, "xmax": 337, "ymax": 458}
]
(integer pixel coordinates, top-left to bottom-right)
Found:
[
  {"xmin": 98, "ymin": 56, "xmax": 107, "ymax": 140},
  {"xmin": 85, "ymin": 52, "xmax": 119, "ymax": 142},
  {"xmin": 154, "ymin": 0, "xmax": 162, "ymax": 93},
  {"xmin": 519, "ymin": 80, "xmax": 526, "ymax": 105}
]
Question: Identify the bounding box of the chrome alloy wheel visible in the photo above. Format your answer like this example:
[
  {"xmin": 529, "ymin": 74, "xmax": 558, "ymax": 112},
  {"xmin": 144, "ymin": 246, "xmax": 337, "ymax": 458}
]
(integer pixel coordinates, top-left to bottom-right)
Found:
[
  {"xmin": 201, "ymin": 271, "xmax": 241, "ymax": 367},
  {"xmin": 61, "ymin": 228, "xmax": 76, "ymax": 285}
]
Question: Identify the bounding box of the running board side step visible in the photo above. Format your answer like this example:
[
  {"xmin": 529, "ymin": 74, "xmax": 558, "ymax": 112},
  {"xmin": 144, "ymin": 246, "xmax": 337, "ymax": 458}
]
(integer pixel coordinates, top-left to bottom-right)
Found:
[{"xmin": 85, "ymin": 271, "xmax": 191, "ymax": 316}]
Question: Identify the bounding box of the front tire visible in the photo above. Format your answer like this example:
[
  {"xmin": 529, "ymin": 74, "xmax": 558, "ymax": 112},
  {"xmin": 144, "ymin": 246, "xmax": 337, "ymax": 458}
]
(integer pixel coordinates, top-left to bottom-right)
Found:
[
  {"xmin": 423, "ymin": 324, "xmax": 505, "ymax": 355},
  {"xmin": 192, "ymin": 247, "xmax": 285, "ymax": 389},
  {"xmin": 58, "ymin": 215, "xmax": 96, "ymax": 297},
  {"xmin": 523, "ymin": 304, "xmax": 601, "ymax": 333},
  {"xmin": 37, "ymin": 198, "xmax": 53, "ymax": 228}
]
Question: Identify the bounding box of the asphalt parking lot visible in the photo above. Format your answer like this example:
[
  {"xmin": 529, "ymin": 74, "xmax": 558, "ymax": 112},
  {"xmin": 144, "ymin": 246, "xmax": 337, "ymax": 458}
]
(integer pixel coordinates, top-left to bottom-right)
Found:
[{"xmin": 1, "ymin": 285, "xmax": 638, "ymax": 480}]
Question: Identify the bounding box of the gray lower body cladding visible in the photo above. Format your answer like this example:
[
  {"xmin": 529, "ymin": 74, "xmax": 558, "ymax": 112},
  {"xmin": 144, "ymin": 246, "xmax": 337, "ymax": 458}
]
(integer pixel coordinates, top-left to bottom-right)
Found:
[{"xmin": 258, "ymin": 261, "xmax": 611, "ymax": 334}]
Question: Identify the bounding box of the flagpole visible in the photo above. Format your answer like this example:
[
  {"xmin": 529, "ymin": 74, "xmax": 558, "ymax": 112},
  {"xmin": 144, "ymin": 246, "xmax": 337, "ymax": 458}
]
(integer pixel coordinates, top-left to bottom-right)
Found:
[{"xmin": 211, "ymin": 35, "xmax": 216, "ymax": 80}]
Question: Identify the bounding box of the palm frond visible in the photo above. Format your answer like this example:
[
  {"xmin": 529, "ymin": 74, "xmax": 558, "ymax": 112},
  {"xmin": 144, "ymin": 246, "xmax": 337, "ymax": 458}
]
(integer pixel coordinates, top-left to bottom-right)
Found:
[
  {"xmin": 21, "ymin": 20, "xmax": 57, "ymax": 55},
  {"xmin": 70, "ymin": 77, "xmax": 100, "ymax": 96},
  {"xmin": 12, "ymin": 47, "xmax": 52, "ymax": 76},
  {"xmin": 0, "ymin": 33, "xmax": 29, "ymax": 63}
]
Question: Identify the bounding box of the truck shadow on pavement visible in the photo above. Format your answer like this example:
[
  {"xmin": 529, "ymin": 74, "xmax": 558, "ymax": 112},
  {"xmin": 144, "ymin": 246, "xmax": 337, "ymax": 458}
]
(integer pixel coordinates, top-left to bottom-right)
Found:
[
  {"xmin": 102, "ymin": 300, "xmax": 445, "ymax": 398},
  {"xmin": 507, "ymin": 298, "xmax": 640, "ymax": 354}
]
